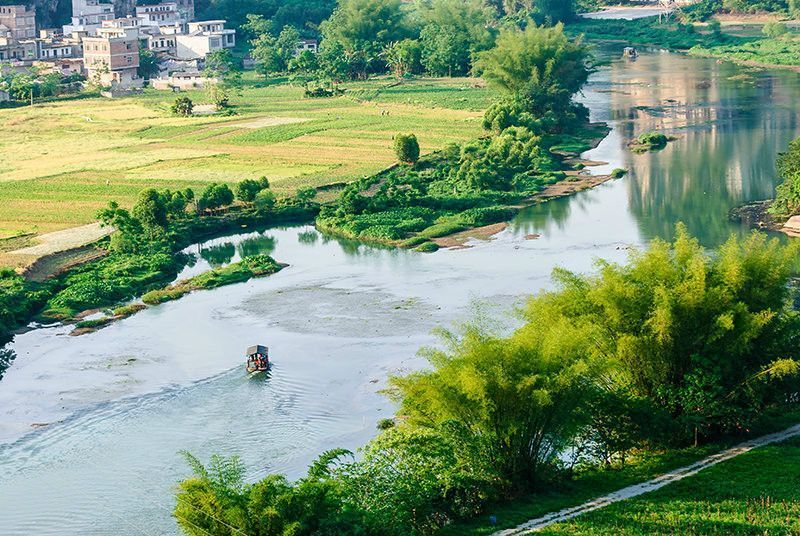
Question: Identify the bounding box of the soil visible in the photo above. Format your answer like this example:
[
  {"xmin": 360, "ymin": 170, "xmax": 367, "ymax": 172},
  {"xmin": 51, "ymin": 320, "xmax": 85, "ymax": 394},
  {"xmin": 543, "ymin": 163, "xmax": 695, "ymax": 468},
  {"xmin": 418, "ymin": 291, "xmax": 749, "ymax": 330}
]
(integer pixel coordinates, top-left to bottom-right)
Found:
[{"xmin": 433, "ymin": 223, "xmax": 508, "ymax": 249}]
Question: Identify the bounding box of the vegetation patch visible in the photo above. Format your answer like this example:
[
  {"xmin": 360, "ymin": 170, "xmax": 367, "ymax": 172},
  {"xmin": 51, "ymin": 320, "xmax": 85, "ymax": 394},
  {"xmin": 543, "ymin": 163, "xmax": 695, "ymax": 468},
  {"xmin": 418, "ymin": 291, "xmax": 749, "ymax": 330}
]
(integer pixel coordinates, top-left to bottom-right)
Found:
[{"xmin": 141, "ymin": 254, "xmax": 284, "ymax": 305}]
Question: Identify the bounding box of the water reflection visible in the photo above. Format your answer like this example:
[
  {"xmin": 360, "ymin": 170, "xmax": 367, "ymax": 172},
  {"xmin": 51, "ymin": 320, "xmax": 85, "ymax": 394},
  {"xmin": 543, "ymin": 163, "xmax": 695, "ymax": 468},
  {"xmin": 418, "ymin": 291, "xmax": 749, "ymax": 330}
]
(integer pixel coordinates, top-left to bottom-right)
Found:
[
  {"xmin": 199, "ymin": 242, "xmax": 236, "ymax": 267},
  {"xmin": 574, "ymin": 45, "xmax": 798, "ymax": 247}
]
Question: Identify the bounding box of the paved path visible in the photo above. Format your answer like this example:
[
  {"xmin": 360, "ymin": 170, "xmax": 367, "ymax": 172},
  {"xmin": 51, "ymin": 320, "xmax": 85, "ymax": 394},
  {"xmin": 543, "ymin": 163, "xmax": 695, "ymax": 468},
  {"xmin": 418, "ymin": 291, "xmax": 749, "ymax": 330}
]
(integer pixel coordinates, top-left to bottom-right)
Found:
[{"xmin": 495, "ymin": 423, "xmax": 800, "ymax": 534}]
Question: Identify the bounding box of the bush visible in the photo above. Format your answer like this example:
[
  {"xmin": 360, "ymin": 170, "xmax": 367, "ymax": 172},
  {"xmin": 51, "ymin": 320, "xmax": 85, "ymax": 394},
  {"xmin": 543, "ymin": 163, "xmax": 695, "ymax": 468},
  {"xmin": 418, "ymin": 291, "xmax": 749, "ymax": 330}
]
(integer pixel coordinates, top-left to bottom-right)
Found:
[
  {"xmin": 611, "ymin": 168, "xmax": 628, "ymax": 179},
  {"xmin": 394, "ymin": 133, "xmax": 420, "ymax": 164},
  {"xmin": 763, "ymin": 21, "xmax": 789, "ymax": 38},
  {"xmin": 171, "ymin": 96, "xmax": 193, "ymax": 116},
  {"xmin": 638, "ymin": 131, "xmax": 669, "ymax": 148},
  {"xmin": 413, "ymin": 241, "xmax": 439, "ymax": 252},
  {"xmin": 418, "ymin": 221, "xmax": 466, "ymax": 238}
]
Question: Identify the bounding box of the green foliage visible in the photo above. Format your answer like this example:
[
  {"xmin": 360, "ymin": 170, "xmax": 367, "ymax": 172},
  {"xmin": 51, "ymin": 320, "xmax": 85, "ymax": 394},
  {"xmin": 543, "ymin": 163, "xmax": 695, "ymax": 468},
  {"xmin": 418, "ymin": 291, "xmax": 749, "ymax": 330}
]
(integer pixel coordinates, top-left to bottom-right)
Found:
[
  {"xmin": 319, "ymin": 0, "xmax": 412, "ymax": 78},
  {"xmin": 250, "ymin": 25, "xmax": 302, "ymax": 77},
  {"xmin": 197, "ymin": 0, "xmax": 336, "ymax": 34},
  {"xmin": 763, "ymin": 21, "xmax": 789, "ymax": 38},
  {"xmin": 198, "ymin": 183, "xmax": 235, "ymax": 212},
  {"xmin": 171, "ymin": 96, "xmax": 194, "ymax": 116},
  {"xmin": 393, "ymin": 133, "xmax": 420, "ymax": 164},
  {"xmin": 236, "ymin": 177, "xmax": 271, "ymax": 203},
  {"xmin": 138, "ymin": 46, "xmax": 160, "ymax": 80},
  {"xmin": 382, "ymin": 39, "xmax": 422, "ymax": 78},
  {"xmin": 44, "ymin": 253, "xmax": 179, "ymax": 319},
  {"xmin": 611, "ymin": 168, "xmax": 627, "ymax": 179},
  {"xmin": 413, "ymin": 241, "xmax": 439, "ymax": 252},
  {"xmin": 391, "ymin": 319, "xmax": 597, "ymax": 488},
  {"xmin": 0, "ymin": 268, "xmax": 50, "ymax": 343},
  {"xmin": 771, "ymin": 137, "xmax": 800, "ymax": 217},
  {"xmin": 523, "ymin": 225, "xmax": 800, "ymax": 444},
  {"xmin": 141, "ymin": 254, "xmax": 282, "ymax": 305}
]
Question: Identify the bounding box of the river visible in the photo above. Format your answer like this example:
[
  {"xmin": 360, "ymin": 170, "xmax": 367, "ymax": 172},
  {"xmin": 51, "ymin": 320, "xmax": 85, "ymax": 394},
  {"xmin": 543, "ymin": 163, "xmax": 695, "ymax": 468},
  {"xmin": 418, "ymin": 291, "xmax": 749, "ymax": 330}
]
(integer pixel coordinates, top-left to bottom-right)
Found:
[{"xmin": 1, "ymin": 47, "xmax": 799, "ymax": 535}]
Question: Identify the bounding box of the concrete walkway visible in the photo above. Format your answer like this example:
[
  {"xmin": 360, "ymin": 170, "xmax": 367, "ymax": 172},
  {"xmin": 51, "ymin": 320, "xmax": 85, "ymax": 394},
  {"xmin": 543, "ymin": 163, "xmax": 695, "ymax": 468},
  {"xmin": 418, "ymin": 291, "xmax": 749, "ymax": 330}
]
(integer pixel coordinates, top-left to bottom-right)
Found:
[{"xmin": 495, "ymin": 423, "xmax": 800, "ymax": 534}]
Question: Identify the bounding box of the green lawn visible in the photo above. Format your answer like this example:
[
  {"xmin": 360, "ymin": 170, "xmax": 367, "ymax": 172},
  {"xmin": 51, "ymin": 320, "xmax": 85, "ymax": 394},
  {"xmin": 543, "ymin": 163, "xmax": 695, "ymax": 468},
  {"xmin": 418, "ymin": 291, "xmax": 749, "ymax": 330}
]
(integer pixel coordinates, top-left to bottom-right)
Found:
[
  {"xmin": 0, "ymin": 75, "xmax": 490, "ymax": 237},
  {"xmin": 539, "ymin": 437, "xmax": 800, "ymax": 535}
]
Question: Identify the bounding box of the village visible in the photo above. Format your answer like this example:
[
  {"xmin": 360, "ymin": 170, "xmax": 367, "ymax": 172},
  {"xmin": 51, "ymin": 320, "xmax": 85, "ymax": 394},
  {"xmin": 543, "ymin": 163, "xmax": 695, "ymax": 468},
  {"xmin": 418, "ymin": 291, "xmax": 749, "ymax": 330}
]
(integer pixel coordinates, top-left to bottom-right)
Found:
[{"xmin": 0, "ymin": 0, "xmax": 318, "ymax": 100}]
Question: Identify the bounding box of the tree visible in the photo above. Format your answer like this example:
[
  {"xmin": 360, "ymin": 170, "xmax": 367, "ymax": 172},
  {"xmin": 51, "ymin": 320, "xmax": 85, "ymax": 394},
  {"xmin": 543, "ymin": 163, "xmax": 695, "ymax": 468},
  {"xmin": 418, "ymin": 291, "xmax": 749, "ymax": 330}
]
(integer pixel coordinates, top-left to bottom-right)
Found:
[
  {"xmin": 204, "ymin": 49, "xmax": 241, "ymax": 109},
  {"xmin": 522, "ymin": 225, "xmax": 800, "ymax": 443},
  {"xmin": 250, "ymin": 25, "xmax": 300, "ymax": 77},
  {"xmin": 172, "ymin": 96, "xmax": 193, "ymax": 116},
  {"xmin": 390, "ymin": 319, "xmax": 598, "ymax": 487},
  {"xmin": 771, "ymin": 137, "xmax": 800, "ymax": 217},
  {"xmin": 394, "ymin": 133, "xmax": 420, "ymax": 164},
  {"xmin": 296, "ymin": 187, "xmax": 317, "ymax": 205},
  {"xmin": 475, "ymin": 23, "xmax": 591, "ymax": 96},
  {"xmin": 763, "ymin": 21, "xmax": 788, "ymax": 37},
  {"xmin": 138, "ymin": 46, "xmax": 160, "ymax": 80},
  {"xmin": 132, "ymin": 188, "xmax": 169, "ymax": 230},
  {"xmin": 416, "ymin": 0, "xmax": 497, "ymax": 75},
  {"xmin": 198, "ymin": 183, "xmax": 235, "ymax": 212},
  {"xmin": 236, "ymin": 178, "xmax": 266, "ymax": 202},
  {"xmin": 420, "ymin": 24, "xmax": 469, "ymax": 76},
  {"xmin": 254, "ymin": 189, "xmax": 277, "ymax": 212},
  {"xmin": 319, "ymin": 0, "xmax": 411, "ymax": 78},
  {"xmin": 382, "ymin": 39, "xmax": 421, "ymax": 77}
]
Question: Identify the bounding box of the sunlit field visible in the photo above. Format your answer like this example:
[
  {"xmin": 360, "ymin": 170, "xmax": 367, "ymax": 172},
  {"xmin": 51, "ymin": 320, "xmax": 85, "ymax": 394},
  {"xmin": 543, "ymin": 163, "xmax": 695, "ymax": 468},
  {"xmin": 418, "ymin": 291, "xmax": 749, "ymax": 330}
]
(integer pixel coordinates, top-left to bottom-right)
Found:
[{"xmin": 0, "ymin": 75, "xmax": 491, "ymax": 237}]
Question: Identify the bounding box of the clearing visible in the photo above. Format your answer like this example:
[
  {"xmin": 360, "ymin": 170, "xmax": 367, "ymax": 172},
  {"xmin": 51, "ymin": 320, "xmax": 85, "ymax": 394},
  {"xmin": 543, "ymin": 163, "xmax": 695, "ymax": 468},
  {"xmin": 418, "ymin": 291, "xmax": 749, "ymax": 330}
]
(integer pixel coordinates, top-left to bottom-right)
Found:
[{"xmin": 0, "ymin": 75, "xmax": 491, "ymax": 238}]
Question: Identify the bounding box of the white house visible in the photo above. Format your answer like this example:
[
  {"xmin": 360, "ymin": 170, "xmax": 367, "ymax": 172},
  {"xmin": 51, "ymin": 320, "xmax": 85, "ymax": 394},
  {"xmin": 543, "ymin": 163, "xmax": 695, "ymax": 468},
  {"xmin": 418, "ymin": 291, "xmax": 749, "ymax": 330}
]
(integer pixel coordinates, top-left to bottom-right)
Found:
[{"xmin": 175, "ymin": 20, "xmax": 234, "ymax": 59}]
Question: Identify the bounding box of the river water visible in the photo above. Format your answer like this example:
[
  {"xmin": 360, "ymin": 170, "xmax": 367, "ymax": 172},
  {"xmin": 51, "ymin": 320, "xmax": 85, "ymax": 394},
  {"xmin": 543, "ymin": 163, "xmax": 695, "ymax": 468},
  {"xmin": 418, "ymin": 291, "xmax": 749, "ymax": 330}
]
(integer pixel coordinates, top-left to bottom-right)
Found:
[{"xmin": 2, "ymin": 47, "xmax": 799, "ymax": 535}]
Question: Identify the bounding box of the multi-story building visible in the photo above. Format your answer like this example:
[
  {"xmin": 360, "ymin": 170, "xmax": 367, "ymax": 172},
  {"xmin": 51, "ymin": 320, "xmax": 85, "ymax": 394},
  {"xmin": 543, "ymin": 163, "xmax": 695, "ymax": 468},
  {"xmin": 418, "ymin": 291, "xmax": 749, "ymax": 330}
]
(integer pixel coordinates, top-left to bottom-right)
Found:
[
  {"xmin": 175, "ymin": 20, "xmax": 234, "ymax": 59},
  {"xmin": 136, "ymin": 2, "xmax": 183, "ymax": 27},
  {"xmin": 0, "ymin": 5, "xmax": 36, "ymax": 41},
  {"xmin": 83, "ymin": 32, "xmax": 141, "ymax": 88},
  {"xmin": 63, "ymin": 0, "xmax": 114, "ymax": 37},
  {"xmin": 0, "ymin": 37, "xmax": 36, "ymax": 62}
]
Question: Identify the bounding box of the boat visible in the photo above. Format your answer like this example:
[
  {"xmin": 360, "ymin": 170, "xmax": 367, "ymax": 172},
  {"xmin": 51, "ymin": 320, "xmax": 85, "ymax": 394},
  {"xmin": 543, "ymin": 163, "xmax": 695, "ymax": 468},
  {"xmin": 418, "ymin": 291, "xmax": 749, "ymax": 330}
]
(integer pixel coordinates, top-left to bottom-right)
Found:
[
  {"xmin": 623, "ymin": 47, "xmax": 638, "ymax": 59},
  {"xmin": 246, "ymin": 345, "xmax": 270, "ymax": 374}
]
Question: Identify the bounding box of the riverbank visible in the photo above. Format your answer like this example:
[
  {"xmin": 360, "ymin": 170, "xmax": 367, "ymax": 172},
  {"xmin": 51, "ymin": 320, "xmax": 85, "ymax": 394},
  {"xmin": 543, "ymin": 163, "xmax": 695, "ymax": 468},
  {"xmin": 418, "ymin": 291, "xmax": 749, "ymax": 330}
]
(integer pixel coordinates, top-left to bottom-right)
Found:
[
  {"xmin": 316, "ymin": 121, "xmax": 614, "ymax": 253},
  {"xmin": 570, "ymin": 17, "xmax": 800, "ymax": 73}
]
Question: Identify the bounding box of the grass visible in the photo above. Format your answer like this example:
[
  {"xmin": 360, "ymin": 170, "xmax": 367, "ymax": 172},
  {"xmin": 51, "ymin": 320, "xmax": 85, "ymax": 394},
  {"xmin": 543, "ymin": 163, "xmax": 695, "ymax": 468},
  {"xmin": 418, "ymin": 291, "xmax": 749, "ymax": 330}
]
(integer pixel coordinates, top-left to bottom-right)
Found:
[
  {"xmin": 441, "ymin": 409, "xmax": 800, "ymax": 535},
  {"xmin": 0, "ymin": 75, "xmax": 488, "ymax": 238},
  {"xmin": 538, "ymin": 437, "xmax": 800, "ymax": 535},
  {"xmin": 141, "ymin": 254, "xmax": 283, "ymax": 305}
]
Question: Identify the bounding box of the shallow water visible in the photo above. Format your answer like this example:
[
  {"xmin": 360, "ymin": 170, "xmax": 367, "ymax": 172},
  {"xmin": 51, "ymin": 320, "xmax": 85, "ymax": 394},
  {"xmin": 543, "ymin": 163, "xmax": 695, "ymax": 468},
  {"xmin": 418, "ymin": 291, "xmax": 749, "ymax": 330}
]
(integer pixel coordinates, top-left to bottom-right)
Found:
[{"xmin": 1, "ymin": 48, "xmax": 799, "ymax": 535}]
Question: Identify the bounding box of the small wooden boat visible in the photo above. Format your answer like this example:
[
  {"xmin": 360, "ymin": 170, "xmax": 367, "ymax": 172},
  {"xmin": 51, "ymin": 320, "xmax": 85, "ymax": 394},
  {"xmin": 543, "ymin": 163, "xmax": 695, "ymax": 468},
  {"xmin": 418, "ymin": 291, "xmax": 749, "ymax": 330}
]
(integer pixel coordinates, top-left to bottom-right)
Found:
[
  {"xmin": 246, "ymin": 345, "xmax": 270, "ymax": 374},
  {"xmin": 623, "ymin": 47, "xmax": 638, "ymax": 59}
]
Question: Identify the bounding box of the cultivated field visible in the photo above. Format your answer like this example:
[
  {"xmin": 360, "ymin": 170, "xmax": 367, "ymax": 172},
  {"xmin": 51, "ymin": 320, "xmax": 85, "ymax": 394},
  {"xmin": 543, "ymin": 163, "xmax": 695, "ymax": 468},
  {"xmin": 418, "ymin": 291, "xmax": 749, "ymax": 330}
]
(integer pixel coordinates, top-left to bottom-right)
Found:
[{"xmin": 0, "ymin": 76, "xmax": 491, "ymax": 237}]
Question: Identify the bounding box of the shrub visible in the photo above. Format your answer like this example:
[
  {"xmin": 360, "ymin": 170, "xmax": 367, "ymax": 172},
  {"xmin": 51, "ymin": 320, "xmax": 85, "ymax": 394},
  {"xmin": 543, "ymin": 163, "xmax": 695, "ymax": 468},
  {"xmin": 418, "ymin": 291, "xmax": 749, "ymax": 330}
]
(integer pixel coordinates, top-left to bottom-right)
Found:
[
  {"xmin": 638, "ymin": 131, "xmax": 669, "ymax": 148},
  {"xmin": 413, "ymin": 241, "xmax": 439, "ymax": 252},
  {"xmin": 763, "ymin": 21, "xmax": 788, "ymax": 38},
  {"xmin": 611, "ymin": 168, "xmax": 628, "ymax": 179},
  {"xmin": 171, "ymin": 96, "xmax": 193, "ymax": 116},
  {"xmin": 400, "ymin": 236, "xmax": 429, "ymax": 247},
  {"xmin": 394, "ymin": 133, "xmax": 420, "ymax": 164},
  {"xmin": 419, "ymin": 221, "xmax": 466, "ymax": 238}
]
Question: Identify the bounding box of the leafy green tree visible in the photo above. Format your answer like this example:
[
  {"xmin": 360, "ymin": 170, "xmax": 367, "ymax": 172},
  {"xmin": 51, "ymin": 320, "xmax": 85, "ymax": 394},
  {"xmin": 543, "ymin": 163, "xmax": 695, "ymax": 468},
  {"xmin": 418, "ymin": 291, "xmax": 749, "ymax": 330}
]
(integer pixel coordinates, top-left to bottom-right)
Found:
[
  {"xmin": 198, "ymin": 183, "xmax": 235, "ymax": 212},
  {"xmin": 772, "ymin": 137, "xmax": 800, "ymax": 217},
  {"xmin": 763, "ymin": 21, "xmax": 789, "ymax": 37},
  {"xmin": 320, "ymin": 0, "xmax": 411, "ymax": 78},
  {"xmin": 132, "ymin": 188, "xmax": 169, "ymax": 230},
  {"xmin": 288, "ymin": 50, "xmax": 320, "ymax": 74},
  {"xmin": 254, "ymin": 189, "xmax": 277, "ymax": 212},
  {"xmin": 475, "ymin": 22, "xmax": 591, "ymax": 96},
  {"xmin": 138, "ymin": 46, "xmax": 160, "ymax": 79},
  {"xmin": 382, "ymin": 39, "xmax": 421, "ymax": 77},
  {"xmin": 394, "ymin": 133, "xmax": 420, "ymax": 164},
  {"xmin": 171, "ymin": 96, "xmax": 193, "ymax": 116},
  {"xmin": 236, "ymin": 178, "xmax": 268, "ymax": 202},
  {"xmin": 523, "ymin": 225, "xmax": 800, "ymax": 443},
  {"xmin": 420, "ymin": 24, "xmax": 469, "ymax": 76},
  {"xmin": 390, "ymin": 318, "xmax": 598, "ymax": 487}
]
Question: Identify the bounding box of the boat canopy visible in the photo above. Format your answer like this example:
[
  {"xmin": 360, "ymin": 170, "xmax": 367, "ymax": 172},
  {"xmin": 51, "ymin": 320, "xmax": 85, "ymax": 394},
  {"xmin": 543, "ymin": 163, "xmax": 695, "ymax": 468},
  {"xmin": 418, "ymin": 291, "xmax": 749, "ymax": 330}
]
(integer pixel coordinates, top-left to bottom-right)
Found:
[{"xmin": 247, "ymin": 345, "xmax": 268, "ymax": 356}]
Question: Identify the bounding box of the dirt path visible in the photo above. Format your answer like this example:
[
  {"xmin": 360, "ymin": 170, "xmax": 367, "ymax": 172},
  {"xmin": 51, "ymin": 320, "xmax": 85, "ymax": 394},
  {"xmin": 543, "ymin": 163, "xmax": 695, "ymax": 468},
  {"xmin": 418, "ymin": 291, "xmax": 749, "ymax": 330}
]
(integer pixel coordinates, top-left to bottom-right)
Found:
[
  {"xmin": 495, "ymin": 423, "xmax": 800, "ymax": 535},
  {"xmin": 0, "ymin": 222, "xmax": 112, "ymax": 274}
]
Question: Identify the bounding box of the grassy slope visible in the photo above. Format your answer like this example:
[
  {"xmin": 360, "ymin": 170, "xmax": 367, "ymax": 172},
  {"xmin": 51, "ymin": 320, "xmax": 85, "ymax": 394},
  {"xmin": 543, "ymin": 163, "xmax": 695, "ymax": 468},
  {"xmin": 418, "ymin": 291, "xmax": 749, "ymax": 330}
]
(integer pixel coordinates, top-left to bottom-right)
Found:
[
  {"xmin": 0, "ymin": 75, "xmax": 491, "ymax": 237},
  {"xmin": 539, "ymin": 437, "xmax": 800, "ymax": 535},
  {"xmin": 441, "ymin": 410, "xmax": 800, "ymax": 535}
]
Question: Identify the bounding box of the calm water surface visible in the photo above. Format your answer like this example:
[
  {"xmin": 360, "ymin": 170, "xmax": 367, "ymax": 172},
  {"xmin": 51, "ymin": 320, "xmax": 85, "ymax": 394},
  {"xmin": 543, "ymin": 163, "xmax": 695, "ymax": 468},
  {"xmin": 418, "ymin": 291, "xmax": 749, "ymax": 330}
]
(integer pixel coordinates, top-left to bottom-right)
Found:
[{"xmin": 1, "ymin": 48, "xmax": 799, "ymax": 535}]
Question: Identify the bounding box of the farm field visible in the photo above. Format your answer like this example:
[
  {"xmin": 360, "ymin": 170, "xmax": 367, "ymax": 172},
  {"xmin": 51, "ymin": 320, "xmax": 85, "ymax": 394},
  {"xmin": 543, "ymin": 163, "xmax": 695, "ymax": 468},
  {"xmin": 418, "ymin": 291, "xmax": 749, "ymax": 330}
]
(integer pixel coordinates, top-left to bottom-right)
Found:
[
  {"xmin": 0, "ymin": 76, "xmax": 491, "ymax": 238},
  {"xmin": 538, "ymin": 437, "xmax": 800, "ymax": 535}
]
